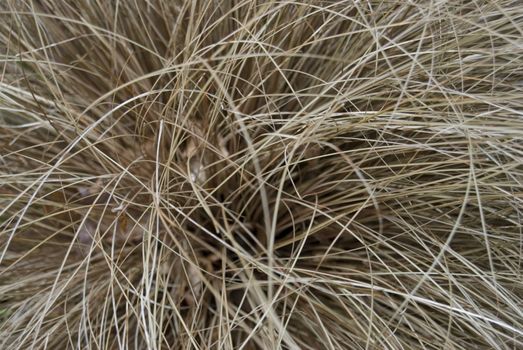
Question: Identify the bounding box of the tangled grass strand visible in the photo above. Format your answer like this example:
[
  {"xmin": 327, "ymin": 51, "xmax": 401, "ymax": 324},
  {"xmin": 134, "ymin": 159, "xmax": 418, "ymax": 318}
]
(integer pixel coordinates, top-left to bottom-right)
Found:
[{"xmin": 0, "ymin": 1, "xmax": 522, "ymax": 349}]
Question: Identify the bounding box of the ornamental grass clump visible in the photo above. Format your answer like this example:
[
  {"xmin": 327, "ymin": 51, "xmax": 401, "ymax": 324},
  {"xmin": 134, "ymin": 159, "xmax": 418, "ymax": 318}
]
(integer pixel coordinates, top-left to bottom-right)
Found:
[{"xmin": 1, "ymin": 1, "xmax": 522, "ymax": 349}]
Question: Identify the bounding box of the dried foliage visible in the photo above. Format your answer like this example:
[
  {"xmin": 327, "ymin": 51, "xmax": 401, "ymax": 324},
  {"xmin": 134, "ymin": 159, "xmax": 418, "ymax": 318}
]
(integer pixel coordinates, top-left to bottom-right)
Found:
[{"xmin": 1, "ymin": 0, "xmax": 522, "ymax": 349}]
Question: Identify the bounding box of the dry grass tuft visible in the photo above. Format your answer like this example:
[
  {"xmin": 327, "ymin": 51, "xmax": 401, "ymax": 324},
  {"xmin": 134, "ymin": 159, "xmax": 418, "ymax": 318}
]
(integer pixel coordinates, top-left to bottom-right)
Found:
[{"xmin": 1, "ymin": 1, "xmax": 522, "ymax": 349}]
